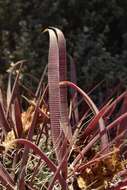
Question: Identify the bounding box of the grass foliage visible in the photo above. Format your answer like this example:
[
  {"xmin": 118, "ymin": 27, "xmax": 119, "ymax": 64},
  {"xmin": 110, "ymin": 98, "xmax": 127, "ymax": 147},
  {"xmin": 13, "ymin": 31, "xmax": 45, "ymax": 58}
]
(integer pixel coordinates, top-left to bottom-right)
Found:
[{"xmin": 0, "ymin": 27, "xmax": 127, "ymax": 190}]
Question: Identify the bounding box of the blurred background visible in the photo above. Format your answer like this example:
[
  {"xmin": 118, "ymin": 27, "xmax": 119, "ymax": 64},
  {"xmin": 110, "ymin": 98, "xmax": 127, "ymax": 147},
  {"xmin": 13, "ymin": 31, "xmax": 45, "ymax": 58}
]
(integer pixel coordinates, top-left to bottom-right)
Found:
[{"xmin": 0, "ymin": 0, "xmax": 127, "ymax": 95}]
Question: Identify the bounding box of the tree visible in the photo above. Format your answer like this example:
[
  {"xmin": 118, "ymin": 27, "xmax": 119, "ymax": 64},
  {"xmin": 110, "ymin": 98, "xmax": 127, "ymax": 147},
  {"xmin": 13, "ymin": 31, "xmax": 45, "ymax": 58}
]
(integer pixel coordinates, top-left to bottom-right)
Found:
[{"xmin": 1, "ymin": 0, "xmax": 127, "ymax": 89}]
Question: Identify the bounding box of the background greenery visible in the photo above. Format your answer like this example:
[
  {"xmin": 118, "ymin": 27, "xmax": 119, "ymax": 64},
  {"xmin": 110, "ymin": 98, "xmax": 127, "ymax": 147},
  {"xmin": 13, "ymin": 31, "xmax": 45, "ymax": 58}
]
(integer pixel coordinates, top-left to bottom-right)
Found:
[{"xmin": 1, "ymin": 0, "xmax": 127, "ymax": 89}]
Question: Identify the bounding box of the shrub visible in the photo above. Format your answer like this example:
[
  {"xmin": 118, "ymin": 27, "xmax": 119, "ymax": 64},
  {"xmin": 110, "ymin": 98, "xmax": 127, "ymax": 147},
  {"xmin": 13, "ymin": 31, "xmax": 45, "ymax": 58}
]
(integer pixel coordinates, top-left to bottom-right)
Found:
[{"xmin": 0, "ymin": 27, "xmax": 127, "ymax": 190}]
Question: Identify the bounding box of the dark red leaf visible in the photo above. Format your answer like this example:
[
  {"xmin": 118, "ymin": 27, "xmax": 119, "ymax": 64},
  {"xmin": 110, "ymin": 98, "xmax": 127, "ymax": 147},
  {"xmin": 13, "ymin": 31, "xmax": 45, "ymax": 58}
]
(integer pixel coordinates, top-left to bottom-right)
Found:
[
  {"xmin": 14, "ymin": 97, "xmax": 23, "ymax": 138},
  {"xmin": 60, "ymin": 81, "xmax": 108, "ymax": 150},
  {"xmin": 0, "ymin": 163, "xmax": 15, "ymax": 189},
  {"xmin": 0, "ymin": 102, "xmax": 10, "ymax": 134},
  {"xmin": 14, "ymin": 138, "xmax": 67, "ymax": 189}
]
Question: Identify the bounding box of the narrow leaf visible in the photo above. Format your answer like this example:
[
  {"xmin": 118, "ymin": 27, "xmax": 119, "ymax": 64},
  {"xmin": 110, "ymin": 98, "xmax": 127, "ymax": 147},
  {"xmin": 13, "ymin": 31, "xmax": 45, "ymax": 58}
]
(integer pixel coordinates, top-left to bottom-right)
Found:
[
  {"xmin": 14, "ymin": 97, "xmax": 23, "ymax": 138},
  {"xmin": 53, "ymin": 27, "xmax": 72, "ymax": 142},
  {"xmin": 0, "ymin": 102, "xmax": 10, "ymax": 134},
  {"xmin": 46, "ymin": 28, "xmax": 62, "ymax": 161},
  {"xmin": 60, "ymin": 81, "xmax": 108, "ymax": 150},
  {"xmin": 48, "ymin": 152, "xmax": 68, "ymax": 190},
  {"xmin": 13, "ymin": 138, "xmax": 66, "ymax": 189},
  {"xmin": 0, "ymin": 163, "xmax": 15, "ymax": 189},
  {"xmin": 7, "ymin": 60, "xmax": 25, "ymax": 117},
  {"xmin": 83, "ymin": 91, "xmax": 126, "ymax": 137}
]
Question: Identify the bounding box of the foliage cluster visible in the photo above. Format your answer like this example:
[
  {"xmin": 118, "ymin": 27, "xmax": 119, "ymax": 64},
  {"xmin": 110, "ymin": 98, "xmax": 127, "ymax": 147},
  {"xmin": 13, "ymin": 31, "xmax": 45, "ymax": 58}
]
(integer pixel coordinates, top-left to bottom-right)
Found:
[{"xmin": 0, "ymin": 28, "xmax": 127, "ymax": 190}]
